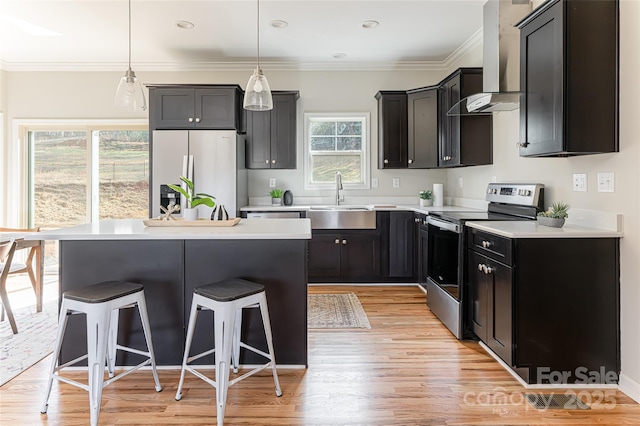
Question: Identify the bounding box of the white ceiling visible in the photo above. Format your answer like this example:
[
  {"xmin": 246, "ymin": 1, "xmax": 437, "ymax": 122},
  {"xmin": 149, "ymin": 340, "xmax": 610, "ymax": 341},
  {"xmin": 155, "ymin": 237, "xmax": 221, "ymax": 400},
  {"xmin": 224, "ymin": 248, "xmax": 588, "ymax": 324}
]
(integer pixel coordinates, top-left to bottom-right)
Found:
[{"xmin": 0, "ymin": 0, "xmax": 486, "ymax": 71}]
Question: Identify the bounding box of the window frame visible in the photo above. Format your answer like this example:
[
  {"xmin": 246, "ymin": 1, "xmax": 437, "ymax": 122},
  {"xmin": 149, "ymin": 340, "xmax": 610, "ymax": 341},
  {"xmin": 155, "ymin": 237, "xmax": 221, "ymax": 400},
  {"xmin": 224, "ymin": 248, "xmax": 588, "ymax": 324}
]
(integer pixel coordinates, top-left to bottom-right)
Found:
[{"xmin": 303, "ymin": 112, "xmax": 370, "ymax": 190}]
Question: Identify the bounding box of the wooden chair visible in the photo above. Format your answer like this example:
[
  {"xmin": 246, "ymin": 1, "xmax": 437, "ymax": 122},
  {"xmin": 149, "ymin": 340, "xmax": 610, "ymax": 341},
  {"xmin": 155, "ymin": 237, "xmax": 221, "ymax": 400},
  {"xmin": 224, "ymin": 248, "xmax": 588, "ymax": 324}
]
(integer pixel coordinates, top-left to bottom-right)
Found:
[
  {"xmin": 0, "ymin": 238, "xmax": 20, "ymax": 333},
  {"xmin": 0, "ymin": 227, "xmax": 40, "ymax": 294}
]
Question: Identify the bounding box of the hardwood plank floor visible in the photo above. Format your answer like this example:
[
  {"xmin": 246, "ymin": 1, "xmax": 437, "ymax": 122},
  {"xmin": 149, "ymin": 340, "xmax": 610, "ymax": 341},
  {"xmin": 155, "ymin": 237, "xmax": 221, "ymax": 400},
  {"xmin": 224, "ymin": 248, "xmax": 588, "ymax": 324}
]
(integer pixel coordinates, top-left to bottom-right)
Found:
[{"xmin": 1, "ymin": 285, "xmax": 638, "ymax": 425}]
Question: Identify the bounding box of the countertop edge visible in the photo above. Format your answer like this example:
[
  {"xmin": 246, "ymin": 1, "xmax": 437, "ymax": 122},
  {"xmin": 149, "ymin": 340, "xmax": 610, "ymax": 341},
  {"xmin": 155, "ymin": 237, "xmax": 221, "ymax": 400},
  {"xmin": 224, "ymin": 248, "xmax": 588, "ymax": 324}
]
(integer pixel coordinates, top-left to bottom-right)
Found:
[{"xmin": 466, "ymin": 221, "xmax": 623, "ymax": 239}]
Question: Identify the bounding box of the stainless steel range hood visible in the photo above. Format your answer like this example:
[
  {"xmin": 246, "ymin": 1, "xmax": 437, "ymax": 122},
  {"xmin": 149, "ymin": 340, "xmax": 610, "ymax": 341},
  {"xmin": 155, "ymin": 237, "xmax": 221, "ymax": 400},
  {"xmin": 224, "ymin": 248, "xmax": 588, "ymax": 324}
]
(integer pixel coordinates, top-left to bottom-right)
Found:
[{"xmin": 448, "ymin": 0, "xmax": 532, "ymax": 116}]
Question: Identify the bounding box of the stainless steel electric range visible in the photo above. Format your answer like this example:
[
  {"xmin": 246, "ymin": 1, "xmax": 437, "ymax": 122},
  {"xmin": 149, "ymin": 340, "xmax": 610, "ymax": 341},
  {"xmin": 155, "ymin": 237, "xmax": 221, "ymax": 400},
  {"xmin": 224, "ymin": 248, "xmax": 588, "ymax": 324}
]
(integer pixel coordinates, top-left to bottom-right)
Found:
[{"xmin": 425, "ymin": 183, "xmax": 544, "ymax": 339}]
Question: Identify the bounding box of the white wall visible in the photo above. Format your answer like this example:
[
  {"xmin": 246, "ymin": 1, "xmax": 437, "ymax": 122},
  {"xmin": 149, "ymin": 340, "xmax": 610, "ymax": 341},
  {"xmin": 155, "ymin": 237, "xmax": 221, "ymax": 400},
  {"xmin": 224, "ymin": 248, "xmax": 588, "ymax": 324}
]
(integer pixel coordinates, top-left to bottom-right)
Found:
[{"xmin": 2, "ymin": 0, "xmax": 639, "ymax": 400}]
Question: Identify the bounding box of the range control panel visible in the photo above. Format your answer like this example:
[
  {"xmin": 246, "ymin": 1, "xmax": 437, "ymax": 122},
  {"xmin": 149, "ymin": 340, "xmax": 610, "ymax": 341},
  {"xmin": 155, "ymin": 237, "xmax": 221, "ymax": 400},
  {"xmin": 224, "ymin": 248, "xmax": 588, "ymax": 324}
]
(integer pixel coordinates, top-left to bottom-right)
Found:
[{"xmin": 485, "ymin": 183, "xmax": 544, "ymax": 207}]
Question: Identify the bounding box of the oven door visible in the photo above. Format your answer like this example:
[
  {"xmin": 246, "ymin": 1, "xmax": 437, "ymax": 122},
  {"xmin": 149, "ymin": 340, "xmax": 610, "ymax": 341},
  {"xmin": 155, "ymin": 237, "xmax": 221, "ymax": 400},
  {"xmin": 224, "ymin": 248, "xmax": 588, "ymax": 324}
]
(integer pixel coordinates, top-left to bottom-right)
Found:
[{"xmin": 426, "ymin": 216, "xmax": 461, "ymax": 300}]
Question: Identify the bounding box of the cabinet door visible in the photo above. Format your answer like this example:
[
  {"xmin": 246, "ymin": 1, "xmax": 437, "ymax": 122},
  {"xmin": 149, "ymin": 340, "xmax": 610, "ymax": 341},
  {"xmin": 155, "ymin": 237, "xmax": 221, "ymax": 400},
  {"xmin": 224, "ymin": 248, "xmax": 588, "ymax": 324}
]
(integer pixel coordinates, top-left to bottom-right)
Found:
[
  {"xmin": 486, "ymin": 258, "xmax": 513, "ymax": 365},
  {"xmin": 152, "ymin": 88, "xmax": 196, "ymax": 129},
  {"xmin": 245, "ymin": 109, "xmax": 271, "ymax": 169},
  {"xmin": 418, "ymin": 226, "xmax": 429, "ymax": 284},
  {"xmin": 376, "ymin": 92, "xmax": 407, "ymax": 168},
  {"xmin": 468, "ymin": 250, "xmax": 489, "ymax": 342},
  {"xmin": 308, "ymin": 233, "xmax": 342, "ymax": 279},
  {"xmin": 408, "ymin": 89, "xmax": 439, "ymax": 168},
  {"xmin": 195, "ymin": 88, "xmax": 238, "ymax": 129},
  {"xmin": 388, "ymin": 211, "xmax": 415, "ymax": 277},
  {"xmin": 270, "ymin": 94, "xmax": 297, "ymax": 169},
  {"xmin": 340, "ymin": 233, "xmax": 380, "ymax": 280},
  {"xmin": 519, "ymin": 2, "xmax": 563, "ymax": 156},
  {"xmin": 438, "ymin": 77, "xmax": 460, "ymax": 167}
]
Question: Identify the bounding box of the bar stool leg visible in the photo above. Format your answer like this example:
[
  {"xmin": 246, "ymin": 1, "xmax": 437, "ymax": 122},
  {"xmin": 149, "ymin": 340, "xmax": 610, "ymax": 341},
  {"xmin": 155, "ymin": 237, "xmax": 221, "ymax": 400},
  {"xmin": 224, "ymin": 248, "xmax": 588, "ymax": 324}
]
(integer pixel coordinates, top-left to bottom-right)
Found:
[
  {"xmin": 106, "ymin": 309, "xmax": 119, "ymax": 378},
  {"xmin": 136, "ymin": 293, "xmax": 162, "ymax": 392},
  {"xmin": 41, "ymin": 301, "xmax": 71, "ymax": 414},
  {"xmin": 86, "ymin": 309, "xmax": 111, "ymax": 426},
  {"xmin": 215, "ymin": 303, "xmax": 235, "ymax": 426},
  {"xmin": 175, "ymin": 299, "xmax": 200, "ymax": 401},
  {"xmin": 259, "ymin": 296, "xmax": 282, "ymax": 397},
  {"xmin": 232, "ymin": 308, "xmax": 242, "ymax": 374}
]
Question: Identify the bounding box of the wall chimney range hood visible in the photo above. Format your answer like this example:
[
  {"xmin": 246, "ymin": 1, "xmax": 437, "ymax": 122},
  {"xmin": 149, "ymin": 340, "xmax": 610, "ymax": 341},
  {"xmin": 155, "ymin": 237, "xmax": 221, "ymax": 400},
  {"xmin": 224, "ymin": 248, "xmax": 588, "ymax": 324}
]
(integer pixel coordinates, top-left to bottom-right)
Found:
[{"xmin": 448, "ymin": 0, "xmax": 532, "ymax": 116}]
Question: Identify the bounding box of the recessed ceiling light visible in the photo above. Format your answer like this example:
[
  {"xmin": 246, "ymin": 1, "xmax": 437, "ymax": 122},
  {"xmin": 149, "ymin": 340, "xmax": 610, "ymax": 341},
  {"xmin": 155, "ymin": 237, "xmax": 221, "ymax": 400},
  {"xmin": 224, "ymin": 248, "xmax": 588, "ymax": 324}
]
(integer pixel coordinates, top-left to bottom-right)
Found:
[
  {"xmin": 332, "ymin": 52, "xmax": 347, "ymax": 59},
  {"xmin": 361, "ymin": 20, "xmax": 379, "ymax": 29},
  {"xmin": 270, "ymin": 20, "xmax": 288, "ymax": 29},
  {"xmin": 175, "ymin": 21, "xmax": 195, "ymax": 30}
]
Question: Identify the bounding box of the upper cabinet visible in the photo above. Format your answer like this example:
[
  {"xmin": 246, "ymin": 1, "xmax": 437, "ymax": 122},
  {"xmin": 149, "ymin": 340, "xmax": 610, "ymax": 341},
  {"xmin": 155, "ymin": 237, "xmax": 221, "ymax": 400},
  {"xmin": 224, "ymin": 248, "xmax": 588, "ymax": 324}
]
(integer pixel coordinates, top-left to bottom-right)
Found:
[
  {"xmin": 517, "ymin": 0, "xmax": 618, "ymax": 157},
  {"xmin": 438, "ymin": 68, "xmax": 493, "ymax": 167},
  {"xmin": 407, "ymin": 86, "xmax": 439, "ymax": 169},
  {"xmin": 375, "ymin": 91, "xmax": 408, "ymax": 169},
  {"xmin": 148, "ymin": 85, "xmax": 244, "ymax": 131},
  {"xmin": 245, "ymin": 91, "xmax": 299, "ymax": 169}
]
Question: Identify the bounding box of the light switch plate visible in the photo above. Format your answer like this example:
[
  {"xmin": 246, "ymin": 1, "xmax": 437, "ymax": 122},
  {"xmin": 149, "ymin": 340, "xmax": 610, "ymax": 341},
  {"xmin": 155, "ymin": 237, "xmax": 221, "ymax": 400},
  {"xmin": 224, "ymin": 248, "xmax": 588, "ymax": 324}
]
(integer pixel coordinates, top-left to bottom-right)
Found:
[
  {"xmin": 371, "ymin": 177, "xmax": 379, "ymax": 188},
  {"xmin": 573, "ymin": 173, "xmax": 587, "ymax": 192},
  {"xmin": 269, "ymin": 178, "xmax": 276, "ymax": 188},
  {"xmin": 458, "ymin": 177, "xmax": 464, "ymax": 188},
  {"xmin": 597, "ymin": 172, "xmax": 614, "ymax": 192},
  {"xmin": 392, "ymin": 178, "xmax": 400, "ymax": 188}
]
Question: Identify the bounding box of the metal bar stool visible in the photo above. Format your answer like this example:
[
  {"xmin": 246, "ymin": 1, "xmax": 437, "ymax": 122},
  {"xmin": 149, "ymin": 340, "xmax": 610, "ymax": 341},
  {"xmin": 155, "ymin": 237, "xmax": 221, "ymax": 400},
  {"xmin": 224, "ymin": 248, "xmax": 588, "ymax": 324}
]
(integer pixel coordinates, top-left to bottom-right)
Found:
[
  {"xmin": 175, "ymin": 278, "xmax": 282, "ymax": 426},
  {"xmin": 41, "ymin": 281, "xmax": 162, "ymax": 426}
]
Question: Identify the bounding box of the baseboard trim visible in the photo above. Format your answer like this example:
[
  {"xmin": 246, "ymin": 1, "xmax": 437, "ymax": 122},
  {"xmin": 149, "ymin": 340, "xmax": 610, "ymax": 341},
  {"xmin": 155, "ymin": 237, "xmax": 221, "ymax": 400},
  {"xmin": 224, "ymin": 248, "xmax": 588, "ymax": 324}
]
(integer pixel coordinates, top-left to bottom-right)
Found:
[{"xmin": 618, "ymin": 373, "xmax": 640, "ymax": 403}]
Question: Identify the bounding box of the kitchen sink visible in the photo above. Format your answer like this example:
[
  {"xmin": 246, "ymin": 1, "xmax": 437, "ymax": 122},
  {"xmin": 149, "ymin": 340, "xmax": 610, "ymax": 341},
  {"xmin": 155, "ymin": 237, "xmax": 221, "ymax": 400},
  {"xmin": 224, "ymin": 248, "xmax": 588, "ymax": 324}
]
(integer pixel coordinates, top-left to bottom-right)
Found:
[{"xmin": 308, "ymin": 207, "xmax": 376, "ymax": 229}]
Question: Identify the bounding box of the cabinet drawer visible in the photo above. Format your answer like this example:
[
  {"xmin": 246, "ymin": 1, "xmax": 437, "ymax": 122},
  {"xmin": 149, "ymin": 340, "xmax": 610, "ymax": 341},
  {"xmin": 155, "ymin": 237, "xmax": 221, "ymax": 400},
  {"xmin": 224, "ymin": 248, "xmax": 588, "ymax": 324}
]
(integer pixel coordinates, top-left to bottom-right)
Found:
[{"xmin": 468, "ymin": 228, "xmax": 512, "ymax": 264}]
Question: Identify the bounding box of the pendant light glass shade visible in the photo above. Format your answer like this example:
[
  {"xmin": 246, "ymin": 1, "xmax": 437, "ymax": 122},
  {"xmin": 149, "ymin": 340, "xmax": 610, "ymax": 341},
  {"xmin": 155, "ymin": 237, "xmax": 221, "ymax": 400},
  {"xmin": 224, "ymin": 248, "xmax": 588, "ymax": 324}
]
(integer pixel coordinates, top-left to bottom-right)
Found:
[
  {"xmin": 244, "ymin": 65, "xmax": 273, "ymax": 110},
  {"xmin": 115, "ymin": 0, "xmax": 147, "ymax": 111},
  {"xmin": 243, "ymin": 0, "xmax": 273, "ymax": 111}
]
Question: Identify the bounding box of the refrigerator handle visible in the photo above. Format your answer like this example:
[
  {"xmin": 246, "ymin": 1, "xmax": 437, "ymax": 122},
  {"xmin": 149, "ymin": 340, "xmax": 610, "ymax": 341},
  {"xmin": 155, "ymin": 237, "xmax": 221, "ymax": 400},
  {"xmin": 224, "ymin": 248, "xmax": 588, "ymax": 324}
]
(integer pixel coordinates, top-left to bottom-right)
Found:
[{"xmin": 180, "ymin": 155, "xmax": 189, "ymax": 209}]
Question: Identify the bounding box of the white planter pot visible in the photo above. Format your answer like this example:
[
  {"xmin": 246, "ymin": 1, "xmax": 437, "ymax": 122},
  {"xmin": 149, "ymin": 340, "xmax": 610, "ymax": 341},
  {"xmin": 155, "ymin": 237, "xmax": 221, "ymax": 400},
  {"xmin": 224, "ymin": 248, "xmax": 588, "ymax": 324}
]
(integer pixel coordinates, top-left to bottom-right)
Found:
[
  {"xmin": 272, "ymin": 198, "xmax": 282, "ymax": 206},
  {"xmin": 537, "ymin": 216, "xmax": 565, "ymax": 228},
  {"xmin": 420, "ymin": 198, "xmax": 433, "ymax": 208},
  {"xmin": 182, "ymin": 207, "xmax": 198, "ymax": 220}
]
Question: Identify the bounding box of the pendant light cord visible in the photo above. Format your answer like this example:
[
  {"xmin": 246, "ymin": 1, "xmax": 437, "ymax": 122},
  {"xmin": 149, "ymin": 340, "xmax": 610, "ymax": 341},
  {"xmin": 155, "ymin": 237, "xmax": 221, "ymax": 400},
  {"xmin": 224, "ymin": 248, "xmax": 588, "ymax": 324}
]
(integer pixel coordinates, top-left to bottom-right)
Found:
[
  {"xmin": 128, "ymin": 0, "xmax": 132, "ymax": 71},
  {"xmin": 256, "ymin": 0, "xmax": 260, "ymax": 68}
]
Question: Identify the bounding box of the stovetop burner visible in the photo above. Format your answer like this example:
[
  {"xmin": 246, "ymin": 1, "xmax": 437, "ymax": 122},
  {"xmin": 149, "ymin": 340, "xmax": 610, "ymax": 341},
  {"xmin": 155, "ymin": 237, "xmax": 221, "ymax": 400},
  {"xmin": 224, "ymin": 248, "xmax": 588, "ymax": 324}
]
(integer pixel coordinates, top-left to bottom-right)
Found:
[{"xmin": 428, "ymin": 210, "xmax": 525, "ymax": 223}]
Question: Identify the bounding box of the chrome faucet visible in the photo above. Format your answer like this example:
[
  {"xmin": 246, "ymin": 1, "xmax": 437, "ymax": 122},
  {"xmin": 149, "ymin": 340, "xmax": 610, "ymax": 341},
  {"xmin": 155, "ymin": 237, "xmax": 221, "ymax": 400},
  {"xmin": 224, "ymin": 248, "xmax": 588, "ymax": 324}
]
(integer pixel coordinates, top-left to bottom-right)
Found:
[{"xmin": 335, "ymin": 171, "xmax": 343, "ymax": 205}]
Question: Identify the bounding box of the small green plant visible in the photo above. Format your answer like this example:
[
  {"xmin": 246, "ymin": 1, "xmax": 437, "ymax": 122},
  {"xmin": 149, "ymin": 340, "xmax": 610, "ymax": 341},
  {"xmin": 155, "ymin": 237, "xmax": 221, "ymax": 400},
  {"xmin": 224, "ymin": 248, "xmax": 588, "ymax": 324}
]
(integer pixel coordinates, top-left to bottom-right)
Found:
[
  {"xmin": 419, "ymin": 190, "xmax": 433, "ymax": 200},
  {"xmin": 167, "ymin": 176, "xmax": 216, "ymax": 209},
  {"xmin": 538, "ymin": 201, "xmax": 570, "ymax": 219},
  {"xmin": 270, "ymin": 188, "xmax": 284, "ymax": 199}
]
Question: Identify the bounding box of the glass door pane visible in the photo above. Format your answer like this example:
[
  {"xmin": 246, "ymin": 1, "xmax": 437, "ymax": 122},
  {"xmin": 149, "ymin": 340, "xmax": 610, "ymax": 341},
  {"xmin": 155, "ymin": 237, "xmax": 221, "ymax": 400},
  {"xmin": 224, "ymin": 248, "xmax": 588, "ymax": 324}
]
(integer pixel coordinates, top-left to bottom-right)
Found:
[{"xmin": 97, "ymin": 130, "xmax": 149, "ymax": 219}]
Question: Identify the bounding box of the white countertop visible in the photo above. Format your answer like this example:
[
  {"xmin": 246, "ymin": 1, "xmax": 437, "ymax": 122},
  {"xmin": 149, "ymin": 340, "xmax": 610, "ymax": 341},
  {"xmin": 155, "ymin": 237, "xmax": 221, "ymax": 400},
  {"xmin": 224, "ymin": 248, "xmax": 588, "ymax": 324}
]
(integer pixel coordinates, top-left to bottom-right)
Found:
[
  {"xmin": 466, "ymin": 221, "xmax": 623, "ymax": 238},
  {"xmin": 241, "ymin": 204, "xmax": 481, "ymax": 215},
  {"xmin": 25, "ymin": 219, "xmax": 312, "ymax": 241}
]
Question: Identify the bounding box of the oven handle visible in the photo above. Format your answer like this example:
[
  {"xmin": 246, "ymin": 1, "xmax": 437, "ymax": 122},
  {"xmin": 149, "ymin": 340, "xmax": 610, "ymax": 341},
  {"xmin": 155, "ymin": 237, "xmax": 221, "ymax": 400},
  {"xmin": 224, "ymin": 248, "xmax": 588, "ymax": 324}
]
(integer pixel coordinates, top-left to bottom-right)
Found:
[{"xmin": 426, "ymin": 216, "xmax": 461, "ymax": 233}]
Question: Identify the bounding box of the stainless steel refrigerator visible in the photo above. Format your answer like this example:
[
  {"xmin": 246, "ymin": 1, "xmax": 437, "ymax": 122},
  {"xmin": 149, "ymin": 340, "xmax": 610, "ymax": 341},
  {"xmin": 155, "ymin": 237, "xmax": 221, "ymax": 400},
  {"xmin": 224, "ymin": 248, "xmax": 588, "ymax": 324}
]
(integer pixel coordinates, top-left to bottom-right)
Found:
[{"xmin": 150, "ymin": 130, "xmax": 247, "ymax": 218}]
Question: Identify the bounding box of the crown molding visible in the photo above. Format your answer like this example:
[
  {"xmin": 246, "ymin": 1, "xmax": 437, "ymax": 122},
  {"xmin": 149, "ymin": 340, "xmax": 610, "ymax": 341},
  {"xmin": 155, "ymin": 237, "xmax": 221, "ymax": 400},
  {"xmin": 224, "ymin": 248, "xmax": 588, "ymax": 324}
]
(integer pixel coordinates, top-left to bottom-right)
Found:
[{"xmin": 442, "ymin": 27, "xmax": 483, "ymax": 69}]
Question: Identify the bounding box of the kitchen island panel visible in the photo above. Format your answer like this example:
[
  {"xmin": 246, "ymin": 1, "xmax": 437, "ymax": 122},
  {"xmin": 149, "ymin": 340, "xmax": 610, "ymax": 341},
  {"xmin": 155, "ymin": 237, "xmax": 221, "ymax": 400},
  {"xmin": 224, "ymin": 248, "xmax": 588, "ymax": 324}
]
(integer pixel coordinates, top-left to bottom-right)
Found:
[{"xmin": 59, "ymin": 240, "xmax": 185, "ymax": 365}]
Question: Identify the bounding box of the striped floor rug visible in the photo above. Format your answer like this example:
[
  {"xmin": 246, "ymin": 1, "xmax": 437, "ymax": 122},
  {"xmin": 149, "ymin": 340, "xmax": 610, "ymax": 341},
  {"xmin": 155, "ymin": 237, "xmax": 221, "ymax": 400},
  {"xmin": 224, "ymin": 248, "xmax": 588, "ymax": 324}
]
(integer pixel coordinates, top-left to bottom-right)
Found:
[
  {"xmin": 1, "ymin": 300, "xmax": 58, "ymax": 386},
  {"xmin": 308, "ymin": 293, "xmax": 371, "ymax": 329}
]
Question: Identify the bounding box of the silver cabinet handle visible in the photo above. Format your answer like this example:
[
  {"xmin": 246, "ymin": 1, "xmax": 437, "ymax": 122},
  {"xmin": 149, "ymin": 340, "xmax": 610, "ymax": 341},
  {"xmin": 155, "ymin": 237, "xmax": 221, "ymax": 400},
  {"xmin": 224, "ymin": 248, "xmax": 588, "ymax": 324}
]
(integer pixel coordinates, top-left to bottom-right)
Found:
[
  {"xmin": 516, "ymin": 142, "xmax": 529, "ymax": 148},
  {"xmin": 265, "ymin": 160, "xmax": 269, "ymax": 164},
  {"xmin": 415, "ymin": 218, "xmax": 420, "ymax": 223},
  {"xmin": 384, "ymin": 159, "xmax": 389, "ymax": 164},
  {"xmin": 195, "ymin": 118, "xmax": 201, "ymax": 123},
  {"xmin": 335, "ymin": 239, "xmax": 340, "ymax": 244},
  {"xmin": 478, "ymin": 263, "xmax": 484, "ymax": 271},
  {"xmin": 408, "ymin": 159, "xmax": 413, "ymax": 164},
  {"xmin": 271, "ymin": 159, "xmax": 276, "ymax": 164},
  {"xmin": 342, "ymin": 240, "xmax": 347, "ymax": 245},
  {"xmin": 480, "ymin": 264, "xmax": 494, "ymax": 274},
  {"xmin": 188, "ymin": 117, "xmax": 194, "ymax": 123},
  {"xmin": 482, "ymin": 240, "xmax": 492, "ymax": 248}
]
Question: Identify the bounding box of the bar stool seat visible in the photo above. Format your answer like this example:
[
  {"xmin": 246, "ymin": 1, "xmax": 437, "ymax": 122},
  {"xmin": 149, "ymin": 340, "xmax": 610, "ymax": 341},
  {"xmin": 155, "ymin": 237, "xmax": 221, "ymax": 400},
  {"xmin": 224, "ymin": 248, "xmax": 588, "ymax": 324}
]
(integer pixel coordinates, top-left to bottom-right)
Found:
[
  {"xmin": 175, "ymin": 278, "xmax": 282, "ymax": 426},
  {"xmin": 41, "ymin": 281, "xmax": 162, "ymax": 426}
]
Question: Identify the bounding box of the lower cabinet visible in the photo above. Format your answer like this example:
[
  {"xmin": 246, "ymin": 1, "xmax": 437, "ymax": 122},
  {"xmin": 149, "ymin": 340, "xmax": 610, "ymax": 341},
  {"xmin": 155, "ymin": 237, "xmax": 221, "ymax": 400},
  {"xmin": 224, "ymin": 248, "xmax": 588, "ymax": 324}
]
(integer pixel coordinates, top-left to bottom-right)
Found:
[
  {"xmin": 467, "ymin": 250, "xmax": 513, "ymax": 365},
  {"xmin": 308, "ymin": 231, "xmax": 380, "ymax": 282},
  {"xmin": 388, "ymin": 211, "xmax": 415, "ymax": 278}
]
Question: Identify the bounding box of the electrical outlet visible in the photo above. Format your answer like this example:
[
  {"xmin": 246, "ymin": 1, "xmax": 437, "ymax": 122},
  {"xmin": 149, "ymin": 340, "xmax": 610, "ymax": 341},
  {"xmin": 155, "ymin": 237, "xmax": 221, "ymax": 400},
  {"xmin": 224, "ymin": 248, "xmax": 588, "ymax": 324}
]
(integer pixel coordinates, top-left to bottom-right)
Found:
[
  {"xmin": 491, "ymin": 176, "xmax": 497, "ymax": 183},
  {"xmin": 392, "ymin": 178, "xmax": 400, "ymax": 188},
  {"xmin": 597, "ymin": 172, "xmax": 614, "ymax": 192},
  {"xmin": 458, "ymin": 177, "xmax": 464, "ymax": 189},
  {"xmin": 269, "ymin": 178, "xmax": 276, "ymax": 188},
  {"xmin": 371, "ymin": 177, "xmax": 379, "ymax": 188},
  {"xmin": 573, "ymin": 173, "xmax": 587, "ymax": 192}
]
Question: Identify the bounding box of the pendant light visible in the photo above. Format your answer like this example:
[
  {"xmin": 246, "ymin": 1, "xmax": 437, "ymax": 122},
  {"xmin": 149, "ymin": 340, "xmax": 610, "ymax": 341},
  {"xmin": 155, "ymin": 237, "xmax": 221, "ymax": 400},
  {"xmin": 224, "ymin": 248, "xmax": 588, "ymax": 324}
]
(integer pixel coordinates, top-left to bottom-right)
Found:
[
  {"xmin": 243, "ymin": 0, "xmax": 273, "ymax": 111},
  {"xmin": 115, "ymin": 0, "xmax": 147, "ymax": 111}
]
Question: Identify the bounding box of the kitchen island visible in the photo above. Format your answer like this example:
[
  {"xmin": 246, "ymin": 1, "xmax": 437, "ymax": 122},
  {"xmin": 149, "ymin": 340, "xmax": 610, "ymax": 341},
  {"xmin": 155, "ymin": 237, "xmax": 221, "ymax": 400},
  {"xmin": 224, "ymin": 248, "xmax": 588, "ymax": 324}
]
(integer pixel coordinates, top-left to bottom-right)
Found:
[{"xmin": 28, "ymin": 218, "xmax": 311, "ymax": 366}]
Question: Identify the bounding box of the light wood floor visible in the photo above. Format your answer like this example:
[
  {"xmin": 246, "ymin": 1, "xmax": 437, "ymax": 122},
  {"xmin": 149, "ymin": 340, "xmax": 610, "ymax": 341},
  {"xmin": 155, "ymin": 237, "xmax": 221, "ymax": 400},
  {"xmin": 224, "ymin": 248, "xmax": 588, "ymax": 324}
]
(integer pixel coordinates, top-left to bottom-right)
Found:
[{"xmin": 1, "ymin": 285, "xmax": 639, "ymax": 425}]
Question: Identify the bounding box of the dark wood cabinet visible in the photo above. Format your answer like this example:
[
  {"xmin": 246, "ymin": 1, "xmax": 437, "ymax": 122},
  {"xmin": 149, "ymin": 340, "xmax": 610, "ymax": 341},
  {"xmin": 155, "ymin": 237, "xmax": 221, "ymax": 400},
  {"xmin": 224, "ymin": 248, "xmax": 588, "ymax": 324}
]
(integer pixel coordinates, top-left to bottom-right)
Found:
[
  {"xmin": 375, "ymin": 91, "xmax": 407, "ymax": 169},
  {"xmin": 149, "ymin": 85, "xmax": 244, "ymax": 131},
  {"xmin": 417, "ymin": 215, "xmax": 428, "ymax": 285},
  {"xmin": 245, "ymin": 91, "xmax": 298, "ymax": 169},
  {"xmin": 407, "ymin": 87, "xmax": 439, "ymax": 168},
  {"xmin": 308, "ymin": 231, "xmax": 380, "ymax": 282},
  {"xmin": 438, "ymin": 68, "xmax": 493, "ymax": 167},
  {"xmin": 466, "ymin": 227, "xmax": 620, "ymax": 384},
  {"xmin": 388, "ymin": 211, "xmax": 415, "ymax": 278},
  {"xmin": 517, "ymin": 0, "xmax": 618, "ymax": 157}
]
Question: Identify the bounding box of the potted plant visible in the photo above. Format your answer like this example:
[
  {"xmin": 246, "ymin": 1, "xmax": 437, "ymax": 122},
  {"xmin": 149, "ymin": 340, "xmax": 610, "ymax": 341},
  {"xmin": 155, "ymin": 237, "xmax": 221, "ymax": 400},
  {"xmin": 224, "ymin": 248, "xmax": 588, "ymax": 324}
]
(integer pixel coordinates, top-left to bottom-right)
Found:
[
  {"xmin": 270, "ymin": 189, "xmax": 284, "ymax": 206},
  {"xmin": 419, "ymin": 190, "xmax": 433, "ymax": 208},
  {"xmin": 168, "ymin": 176, "xmax": 216, "ymax": 220},
  {"xmin": 537, "ymin": 201, "xmax": 570, "ymax": 228}
]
